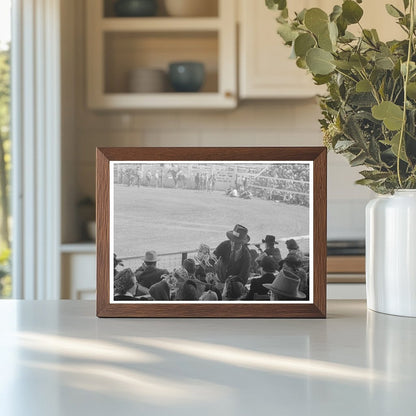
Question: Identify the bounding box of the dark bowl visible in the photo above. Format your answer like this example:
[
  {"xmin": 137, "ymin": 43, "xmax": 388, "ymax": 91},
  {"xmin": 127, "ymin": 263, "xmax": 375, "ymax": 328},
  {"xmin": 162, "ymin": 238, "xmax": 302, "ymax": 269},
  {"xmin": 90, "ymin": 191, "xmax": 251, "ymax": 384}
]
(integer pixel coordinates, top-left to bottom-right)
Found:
[
  {"xmin": 114, "ymin": 0, "xmax": 158, "ymax": 17},
  {"xmin": 168, "ymin": 62, "xmax": 205, "ymax": 93}
]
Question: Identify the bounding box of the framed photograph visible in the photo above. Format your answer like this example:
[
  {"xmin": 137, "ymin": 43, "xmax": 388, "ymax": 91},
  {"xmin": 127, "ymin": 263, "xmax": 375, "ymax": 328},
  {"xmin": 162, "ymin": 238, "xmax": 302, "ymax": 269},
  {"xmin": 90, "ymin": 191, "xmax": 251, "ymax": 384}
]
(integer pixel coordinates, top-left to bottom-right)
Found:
[{"xmin": 96, "ymin": 147, "xmax": 327, "ymax": 318}]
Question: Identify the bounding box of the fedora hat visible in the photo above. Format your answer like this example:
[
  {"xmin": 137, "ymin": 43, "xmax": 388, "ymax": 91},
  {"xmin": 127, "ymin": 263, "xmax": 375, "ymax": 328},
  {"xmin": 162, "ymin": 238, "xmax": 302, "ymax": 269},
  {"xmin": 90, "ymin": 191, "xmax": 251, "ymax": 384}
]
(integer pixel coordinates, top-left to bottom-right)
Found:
[
  {"xmin": 226, "ymin": 224, "xmax": 250, "ymax": 243},
  {"xmin": 262, "ymin": 235, "xmax": 277, "ymax": 245},
  {"xmin": 263, "ymin": 269, "xmax": 306, "ymax": 300},
  {"xmin": 144, "ymin": 250, "xmax": 158, "ymax": 263}
]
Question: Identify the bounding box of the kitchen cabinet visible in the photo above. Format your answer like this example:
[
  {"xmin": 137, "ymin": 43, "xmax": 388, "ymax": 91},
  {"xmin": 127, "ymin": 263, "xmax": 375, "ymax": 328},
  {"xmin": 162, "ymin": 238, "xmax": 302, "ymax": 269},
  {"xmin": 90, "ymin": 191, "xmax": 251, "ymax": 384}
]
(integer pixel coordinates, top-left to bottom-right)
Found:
[
  {"xmin": 239, "ymin": 0, "xmax": 325, "ymax": 99},
  {"xmin": 238, "ymin": 0, "xmax": 405, "ymax": 99},
  {"xmin": 86, "ymin": 0, "xmax": 237, "ymax": 109},
  {"xmin": 61, "ymin": 245, "xmax": 96, "ymax": 300}
]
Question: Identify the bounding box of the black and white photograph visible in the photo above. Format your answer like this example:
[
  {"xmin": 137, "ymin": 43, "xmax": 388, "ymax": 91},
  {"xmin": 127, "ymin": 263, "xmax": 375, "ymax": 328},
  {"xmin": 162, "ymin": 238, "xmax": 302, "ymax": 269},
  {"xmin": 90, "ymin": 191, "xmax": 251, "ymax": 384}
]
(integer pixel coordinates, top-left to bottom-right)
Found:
[{"xmin": 110, "ymin": 161, "xmax": 313, "ymax": 303}]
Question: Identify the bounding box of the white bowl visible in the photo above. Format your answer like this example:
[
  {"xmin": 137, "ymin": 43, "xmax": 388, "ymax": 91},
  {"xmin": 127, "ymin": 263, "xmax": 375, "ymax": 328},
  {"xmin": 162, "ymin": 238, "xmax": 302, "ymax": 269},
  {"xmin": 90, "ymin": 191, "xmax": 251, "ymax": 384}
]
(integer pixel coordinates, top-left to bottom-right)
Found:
[
  {"xmin": 164, "ymin": 0, "xmax": 218, "ymax": 17},
  {"xmin": 128, "ymin": 68, "xmax": 167, "ymax": 93}
]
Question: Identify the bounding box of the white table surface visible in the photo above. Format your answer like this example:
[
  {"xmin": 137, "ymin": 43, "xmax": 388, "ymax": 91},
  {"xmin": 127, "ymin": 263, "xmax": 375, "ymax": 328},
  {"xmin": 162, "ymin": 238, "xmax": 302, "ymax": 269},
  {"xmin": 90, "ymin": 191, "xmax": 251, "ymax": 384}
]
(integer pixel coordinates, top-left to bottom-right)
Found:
[{"xmin": 0, "ymin": 300, "xmax": 415, "ymax": 416}]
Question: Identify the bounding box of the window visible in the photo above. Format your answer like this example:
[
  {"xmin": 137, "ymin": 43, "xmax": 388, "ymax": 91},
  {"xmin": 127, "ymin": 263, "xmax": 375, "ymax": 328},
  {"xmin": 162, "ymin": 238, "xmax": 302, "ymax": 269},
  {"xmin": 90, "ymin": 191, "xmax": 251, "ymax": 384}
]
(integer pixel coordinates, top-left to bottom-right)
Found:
[{"xmin": 0, "ymin": 0, "xmax": 11, "ymax": 298}]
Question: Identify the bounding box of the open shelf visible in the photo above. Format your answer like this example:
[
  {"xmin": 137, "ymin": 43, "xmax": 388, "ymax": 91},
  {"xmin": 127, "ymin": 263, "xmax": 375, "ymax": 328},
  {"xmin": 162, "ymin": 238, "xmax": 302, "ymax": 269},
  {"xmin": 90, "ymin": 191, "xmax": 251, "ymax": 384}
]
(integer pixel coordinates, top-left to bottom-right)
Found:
[
  {"xmin": 87, "ymin": 0, "xmax": 236, "ymax": 109},
  {"xmin": 104, "ymin": 31, "xmax": 218, "ymax": 94}
]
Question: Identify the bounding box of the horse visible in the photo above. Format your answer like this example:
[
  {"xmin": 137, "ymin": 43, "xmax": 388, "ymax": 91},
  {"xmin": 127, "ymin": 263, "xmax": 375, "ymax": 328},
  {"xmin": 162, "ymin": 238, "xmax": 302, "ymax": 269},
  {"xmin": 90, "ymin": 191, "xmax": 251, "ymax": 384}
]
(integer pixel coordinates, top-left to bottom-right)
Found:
[{"xmin": 168, "ymin": 169, "xmax": 187, "ymax": 188}]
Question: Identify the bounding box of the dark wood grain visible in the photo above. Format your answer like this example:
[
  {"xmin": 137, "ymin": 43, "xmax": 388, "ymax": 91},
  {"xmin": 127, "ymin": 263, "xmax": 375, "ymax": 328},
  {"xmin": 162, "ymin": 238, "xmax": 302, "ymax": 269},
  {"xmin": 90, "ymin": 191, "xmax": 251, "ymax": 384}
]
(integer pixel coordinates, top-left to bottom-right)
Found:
[{"xmin": 96, "ymin": 147, "xmax": 327, "ymax": 318}]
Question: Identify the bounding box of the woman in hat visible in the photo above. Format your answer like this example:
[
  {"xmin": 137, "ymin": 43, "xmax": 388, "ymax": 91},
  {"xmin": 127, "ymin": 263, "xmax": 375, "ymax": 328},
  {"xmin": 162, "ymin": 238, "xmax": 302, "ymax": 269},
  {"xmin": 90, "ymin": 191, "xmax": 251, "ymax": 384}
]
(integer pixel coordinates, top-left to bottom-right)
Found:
[
  {"xmin": 114, "ymin": 268, "xmax": 141, "ymax": 301},
  {"xmin": 285, "ymin": 239, "xmax": 304, "ymax": 260},
  {"xmin": 213, "ymin": 224, "xmax": 251, "ymax": 285}
]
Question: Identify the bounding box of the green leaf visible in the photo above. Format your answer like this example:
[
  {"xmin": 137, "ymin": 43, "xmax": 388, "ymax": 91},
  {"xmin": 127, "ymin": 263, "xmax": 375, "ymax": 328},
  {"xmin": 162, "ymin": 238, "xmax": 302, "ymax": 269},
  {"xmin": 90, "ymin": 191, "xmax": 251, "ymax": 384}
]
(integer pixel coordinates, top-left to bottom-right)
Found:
[
  {"xmin": 296, "ymin": 8, "xmax": 307, "ymax": 23},
  {"xmin": 371, "ymin": 29, "xmax": 380, "ymax": 42},
  {"xmin": 388, "ymin": 132, "xmax": 409, "ymax": 162},
  {"xmin": 375, "ymin": 55, "xmax": 395, "ymax": 70},
  {"xmin": 334, "ymin": 140, "xmax": 355, "ymax": 151},
  {"xmin": 350, "ymin": 54, "xmax": 368, "ymax": 70},
  {"xmin": 372, "ymin": 101, "xmax": 404, "ymax": 131},
  {"xmin": 385, "ymin": 4, "xmax": 404, "ymax": 18},
  {"xmin": 304, "ymin": 8, "xmax": 329, "ymax": 35},
  {"xmin": 330, "ymin": 5, "xmax": 342, "ymax": 22},
  {"xmin": 407, "ymin": 82, "xmax": 416, "ymax": 99},
  {"xmin": 296, "ymin": 57, "xmax": 308, "ymax": 69},
  {"xmin": 356, "ymin": 79, "xmax": 372, "ymax": 92},
  {"xmin": 339, "ymin": 31, "xmax": 356, "ymax": 43},
  {"xmin": 313, "ymin": 74, "xmax": 332, "ymax": 85},
  {"xmin": 318, "ymin": 27, "xmax": 334, "ymax": 52},
  {"xmin": 350, "ymin": 152, "xmax": 368, "ymax": 167},
  {"xmin": 306, "ymin": 48, "xmax": 335, "ymax": 75},
  {"xmin": 294, "ymin": 33, "xmax": 316, "ymax": 58},
  {"xmin": 266, "ymin": 0, "xmax": 287, "ymax": 11},
  {"xmin": 277, "ymin": 23, "xmax": 298, "ymax": 43},
  {"xmin": 360, "ymin": 170, "xmax": 392, "ymax": 181},
  {"xmin": 333, "ymin": 60, "xmax": 353, "ymax": 70},
  {"xmin": 342, "ymin": 0, "xmax": 364, "ymax": 24},
  {"xmin": 336, "ymin": 15, "xmax": 348, "ymax": 36}
]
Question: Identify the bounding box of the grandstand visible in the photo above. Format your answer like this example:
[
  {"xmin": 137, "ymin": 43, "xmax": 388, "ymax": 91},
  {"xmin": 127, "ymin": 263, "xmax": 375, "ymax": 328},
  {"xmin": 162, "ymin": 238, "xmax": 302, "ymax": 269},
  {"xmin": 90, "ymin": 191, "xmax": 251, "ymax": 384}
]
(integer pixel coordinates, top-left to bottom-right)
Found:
[{"xmin": 113, "ymin": 162, "xmax": 310, "ymax": 207}]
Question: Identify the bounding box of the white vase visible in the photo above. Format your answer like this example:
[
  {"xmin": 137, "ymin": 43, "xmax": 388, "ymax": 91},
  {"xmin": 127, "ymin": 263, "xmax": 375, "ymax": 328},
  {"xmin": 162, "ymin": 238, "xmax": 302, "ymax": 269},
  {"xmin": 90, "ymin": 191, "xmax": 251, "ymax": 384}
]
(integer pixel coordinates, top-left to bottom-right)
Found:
[{"xmin": 366, "ymin": 190, "xmax": 416, "ymax": 317}]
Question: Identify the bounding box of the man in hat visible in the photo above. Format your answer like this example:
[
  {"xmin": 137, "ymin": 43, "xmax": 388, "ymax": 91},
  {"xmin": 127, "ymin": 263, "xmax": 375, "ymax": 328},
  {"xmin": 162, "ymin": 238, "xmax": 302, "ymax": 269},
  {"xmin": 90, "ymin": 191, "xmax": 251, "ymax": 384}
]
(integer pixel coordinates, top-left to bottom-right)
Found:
[
  {"xmin": 263, "ymin": 268, "xmax": 307, "ymax": 301},
  {"xmin": 245, "ymin": 256, "xmax": 277, "ymax": 300},
  {"xmin": 256, "ymin": 235, "xmax": 282, "ymax": 269},
  {"xmin": 213, "ymin": 224, "xmax": 251, "ymax": 285},
  {"xmin": 134, "ymin": 250, "xmax": 169, "ymax": 289}
]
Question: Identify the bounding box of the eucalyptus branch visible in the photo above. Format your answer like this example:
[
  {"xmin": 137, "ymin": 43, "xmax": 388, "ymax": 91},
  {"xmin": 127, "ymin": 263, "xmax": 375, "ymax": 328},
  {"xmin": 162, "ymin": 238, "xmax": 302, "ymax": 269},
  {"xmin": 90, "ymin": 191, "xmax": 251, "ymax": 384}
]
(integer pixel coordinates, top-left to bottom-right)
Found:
[{"xmin": 397, "ymin": 0, "xmax": 415, "ymax": 188}]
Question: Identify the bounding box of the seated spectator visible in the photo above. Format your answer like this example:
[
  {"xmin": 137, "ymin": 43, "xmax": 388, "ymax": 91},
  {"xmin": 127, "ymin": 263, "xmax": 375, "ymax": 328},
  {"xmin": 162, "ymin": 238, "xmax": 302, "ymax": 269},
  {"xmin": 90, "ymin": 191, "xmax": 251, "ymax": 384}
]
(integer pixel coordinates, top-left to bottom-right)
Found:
[
  {"xmin": 261, "ymin": 235, "xmax": 282, "ymax": 265},
  {"xmin": 222, "ymin": 277, "xmax": 245, "ymax": 301},
  {"xmin": 134, "ymin": 251, "xmax": 168, "ymax": 288},
  {"xmin": 183, "ymin": 258, "xmax": 196, "ymax": 277},
  {"xmin": 245, "ymin": 256, "xmax": 277, "ymax": 300},
  {"xmin": 281, "ymin": 254, "xmax": 309, "ymax": 299},
  {"xmin": 199, "ymin": 289, "xmax": 219, "ymax": 301},
  {"xmin": 177, "ymin": 279, "xmax": 199, "ymax": 301},
  {"xmin": 263, "ymin": 268, "xmax": 306, "ymax": 301},
  {"xmin": 285, "ymin": 239, "xmax": 304, "ymax": 260},
  {"xmin": 149, "ymin": 279, "xmax": 171, "ymax": 301},
  {"xmin": 194, "ymin": 243, "xmax": 217, "ymax": 280},
  {"xmin": 114, "ymin": 268, "xmax": 140, "ymax": 301}
]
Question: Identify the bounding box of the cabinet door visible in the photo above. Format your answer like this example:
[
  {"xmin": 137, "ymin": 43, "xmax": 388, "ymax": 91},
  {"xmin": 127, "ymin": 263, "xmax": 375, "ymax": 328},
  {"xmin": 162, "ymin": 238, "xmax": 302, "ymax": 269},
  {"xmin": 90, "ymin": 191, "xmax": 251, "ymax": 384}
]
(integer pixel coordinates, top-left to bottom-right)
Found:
[{"xmin": 239, "ymin": 0, "xmax": 326, "ymax": 99}]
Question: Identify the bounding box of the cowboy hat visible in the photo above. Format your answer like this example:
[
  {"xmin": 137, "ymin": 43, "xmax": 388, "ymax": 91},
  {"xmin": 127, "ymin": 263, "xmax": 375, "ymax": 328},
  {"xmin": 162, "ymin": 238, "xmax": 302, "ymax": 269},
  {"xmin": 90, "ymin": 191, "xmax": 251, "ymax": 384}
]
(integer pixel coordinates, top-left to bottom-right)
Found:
[
  {"xmin": 262, "ymin": 235, "xmax": 278, "ymax": 245},
  {"xmin": 263, "ymin": 269, "xmax": 306, "ymax": 300},
  {"xmin": 226, "ymin": 224, "xmax": 250, "ymax": 243},
  {"xmin": 144, "ymin": 250, "xmax": 158, "ymax": 263}
]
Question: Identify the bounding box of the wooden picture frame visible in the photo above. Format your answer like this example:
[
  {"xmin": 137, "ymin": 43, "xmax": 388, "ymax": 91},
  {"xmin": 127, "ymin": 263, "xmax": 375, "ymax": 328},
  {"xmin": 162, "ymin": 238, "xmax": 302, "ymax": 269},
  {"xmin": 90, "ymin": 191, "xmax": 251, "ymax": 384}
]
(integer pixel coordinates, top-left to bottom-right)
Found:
[{"xmin": 96, "ymin": 147, "xmax": 327, "ymax": 318}]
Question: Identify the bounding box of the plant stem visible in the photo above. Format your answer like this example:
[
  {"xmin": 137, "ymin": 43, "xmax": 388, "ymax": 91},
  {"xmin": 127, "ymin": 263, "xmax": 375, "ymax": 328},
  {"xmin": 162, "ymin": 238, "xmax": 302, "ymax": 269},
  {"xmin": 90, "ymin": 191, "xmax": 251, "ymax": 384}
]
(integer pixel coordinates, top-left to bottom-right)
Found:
[{"xmin": 397, "ymin": 0, "xmax": 415, "ymax": 188}]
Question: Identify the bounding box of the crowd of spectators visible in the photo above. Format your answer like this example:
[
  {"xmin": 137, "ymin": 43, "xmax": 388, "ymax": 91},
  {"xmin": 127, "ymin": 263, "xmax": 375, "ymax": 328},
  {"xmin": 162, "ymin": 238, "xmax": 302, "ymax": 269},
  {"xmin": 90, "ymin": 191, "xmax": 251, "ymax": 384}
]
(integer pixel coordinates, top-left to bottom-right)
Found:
[{"xmin": 114, "ymin": 233, "xmax": 309, "ymax": 303}]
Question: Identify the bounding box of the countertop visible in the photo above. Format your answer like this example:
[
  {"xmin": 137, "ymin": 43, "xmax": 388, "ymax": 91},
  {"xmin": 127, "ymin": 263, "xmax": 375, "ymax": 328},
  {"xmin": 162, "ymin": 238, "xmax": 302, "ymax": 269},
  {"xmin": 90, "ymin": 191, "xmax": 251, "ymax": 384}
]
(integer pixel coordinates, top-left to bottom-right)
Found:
[{"xmin": 0, "ymin": 300, "xmax": 415, "ymax": 415}]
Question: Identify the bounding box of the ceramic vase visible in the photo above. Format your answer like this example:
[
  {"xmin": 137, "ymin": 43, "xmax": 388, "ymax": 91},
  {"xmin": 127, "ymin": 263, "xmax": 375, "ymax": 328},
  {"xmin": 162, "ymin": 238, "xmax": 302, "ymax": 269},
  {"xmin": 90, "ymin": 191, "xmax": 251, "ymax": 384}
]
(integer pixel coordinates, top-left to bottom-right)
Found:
[{"xmin": 366, "ymin": 190, "xmax": 416, "ymax": 317}]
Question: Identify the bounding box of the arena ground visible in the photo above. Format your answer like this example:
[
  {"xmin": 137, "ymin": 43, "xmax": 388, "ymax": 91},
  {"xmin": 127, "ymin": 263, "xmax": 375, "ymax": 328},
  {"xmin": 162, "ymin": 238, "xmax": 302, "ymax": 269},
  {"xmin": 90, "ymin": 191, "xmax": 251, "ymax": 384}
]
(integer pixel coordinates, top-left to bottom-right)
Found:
[{"xmin": 114, "ymin": 185, "xmax": 310, "ymax": 270}]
